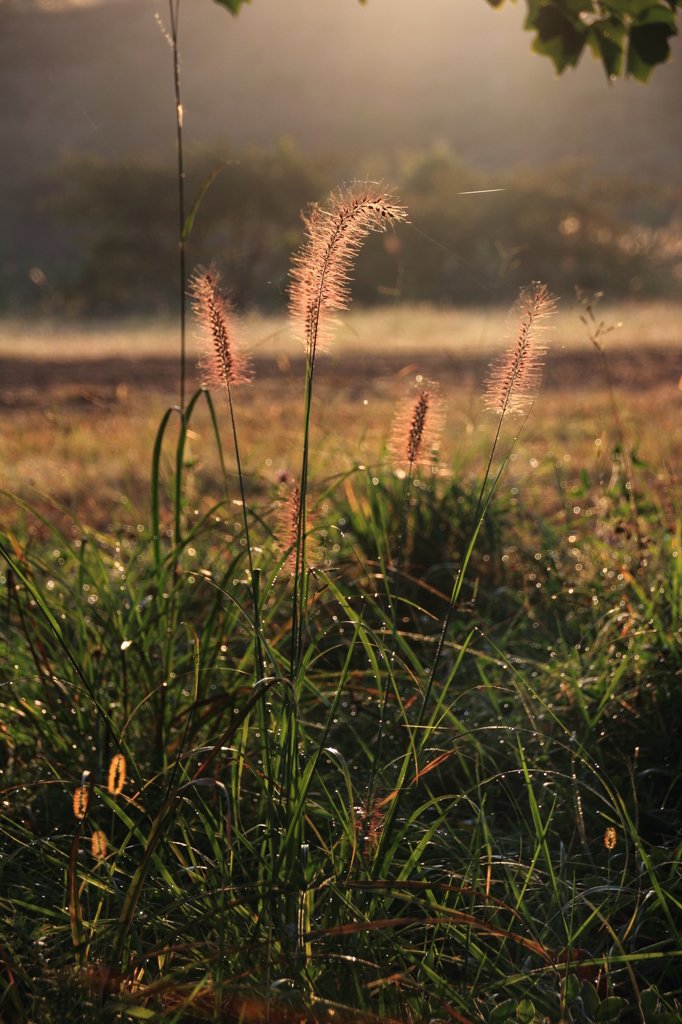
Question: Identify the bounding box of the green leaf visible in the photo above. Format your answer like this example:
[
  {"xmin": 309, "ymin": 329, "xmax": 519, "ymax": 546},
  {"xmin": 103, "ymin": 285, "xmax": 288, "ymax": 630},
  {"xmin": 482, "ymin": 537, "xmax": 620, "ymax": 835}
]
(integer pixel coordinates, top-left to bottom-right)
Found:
[
  {"xmin": 507, "ymin": 0, "xmax": 680, "ymax": 81},
  {"xmin": 212, "ymin": 0, "xmax": 251, "ymax": 12},
  {"xmin": 640, "ymin": 991, "xmax": 658, "ymax": 1022},
  {"xmin": 596, "ymin": 998, "xmax": 629, "ymax": 1022},
  {"xmin": 490, "ymin": 1000, "xmax": 517, "ymax": 1024},
  {"xmin": 588, "ymin": 17, "xmax": 627, "ymax": 77},
  {"xmin": 627, "ymin": 12, "xmax": 677, "ymax": 81},
  {"xmin": 582, "ymin": 982, "xmax": 600, "ymax": 1020},
  {"xmin": 526, "ymin": 0, "xmax": 588, "ymax": 72},
  {"xmin": 563, "ymin": 974, "xmax": 581, "ymax": 1005},
  {"xmin": 109, "ymin": 1007, "xmax": 156, "ymax": 1020},
  {"xmin": 517, "ymin": 1000, "xmax": 536, "ymax": 1024}
]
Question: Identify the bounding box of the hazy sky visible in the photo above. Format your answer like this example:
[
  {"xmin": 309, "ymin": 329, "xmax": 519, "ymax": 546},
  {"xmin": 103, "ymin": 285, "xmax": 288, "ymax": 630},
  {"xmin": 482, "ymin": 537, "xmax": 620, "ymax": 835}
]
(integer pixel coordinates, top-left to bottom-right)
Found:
[{"xmin": 2, "ymin": 0, "xmax": 681, "ymax": 182}]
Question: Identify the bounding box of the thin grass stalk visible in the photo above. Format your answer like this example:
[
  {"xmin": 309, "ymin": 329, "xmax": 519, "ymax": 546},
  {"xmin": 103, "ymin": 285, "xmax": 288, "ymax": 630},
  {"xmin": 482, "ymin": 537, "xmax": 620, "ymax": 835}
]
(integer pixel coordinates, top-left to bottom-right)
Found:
[
  {"xmin": 420, "ymin": 409, "xmax": 508, "ymax": 722},
  {"xmin": 265, "ymin": 694, "xmax": 295, "ymax": 1019},
  {"xmin": 285, "ymin": 191, "xmax": 396, "ymax": 971},
  {"xmin": 376, "ymin": 381, "xmax": 443, "ymax": 803},
  {"xmin": 167, "ymin": 0, "xmax": 186, "ymax": 410},
  {"xmin": 288, "ymin": 187, "xmax": 407, "ymax": 679},
  {"xmin": 375, "ymin": 292, "xmax": 555, "ymax": 868},
  {"xmin": 576, "ymin": 289, "xmax": 636, "ymax": 515},
  {"xmin": 423, "ymin": 283, "xmax": 555, "ymax": 719},
  {"xmin": 365, "ymin": 467, "xmax": 412, "ymax": 814},
  {"xmin": 288, "ymin": 221, "xmax": 334, "ymax": 679},
  {"xmin": 190, "ymin": 269, "xmax": 263, "ymax": 680},
  {"xmin": 224, "ymin": 374, "xmax": 264, "ymax": 680},
  {"xmin": 594, "ymin": 338, "xmax": 636, "ymax": 515},
  {"xmin": 290, "ymin": 335, "xmax": 317, "ymax": 680},
  {"xmin": 391, "ymin": 468, "xmax": 413, "ymax": 659}
]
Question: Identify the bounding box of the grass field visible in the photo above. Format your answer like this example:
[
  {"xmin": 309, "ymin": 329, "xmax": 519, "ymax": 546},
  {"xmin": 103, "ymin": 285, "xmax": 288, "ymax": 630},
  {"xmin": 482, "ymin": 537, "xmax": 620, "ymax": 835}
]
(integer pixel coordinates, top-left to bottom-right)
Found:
[
  {"xmin": 1, "ymin": 302, "xmax": 681, "ymax": 527},
  {"xmin": 1, "ymin": 300, "xmax": 681, "ymax": 1022}
]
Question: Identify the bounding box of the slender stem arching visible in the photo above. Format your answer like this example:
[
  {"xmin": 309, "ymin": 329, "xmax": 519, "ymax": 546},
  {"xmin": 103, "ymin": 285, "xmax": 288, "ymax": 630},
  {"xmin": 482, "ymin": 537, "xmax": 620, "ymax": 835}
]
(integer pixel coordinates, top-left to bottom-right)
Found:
[
  {"xmin": 289, "ymin": 305, "xmax": 320, "ymax": 680},
  {"xmin": 225, "ymin": 378, "xmax": 264, "ymax": 681},
  {"xmin": 295, "ymin": 358, "xmax": 316, "ymax": 662},
  {"xmin": 391, "ymin": 463, "xmax": 414, "ymax": 659},
  {"xmin": 419, "ymin": 345, "xmax": 527, "ymax": 726},
  {"xmin": 368, "ymin": 460, "xmax": 413, "ymax": 812},
  {"xmin": 289, "ymin": 208, "xmax": 350, "ymax": 680},
  {"xmin": 169, "ymin": 0, "xmax": 186, "ymax": 411},
  {"xmin": 595, "ymin": 342, "xmax": 636, "ymax": 515}
]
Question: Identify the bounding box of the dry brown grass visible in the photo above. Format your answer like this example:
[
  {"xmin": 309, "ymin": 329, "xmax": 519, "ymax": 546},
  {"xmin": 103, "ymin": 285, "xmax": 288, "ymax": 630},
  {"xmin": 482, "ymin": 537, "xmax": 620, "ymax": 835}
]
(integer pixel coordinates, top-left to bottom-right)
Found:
[
  {"xmin": 3, "ymin": 300, "xmax": 682, "ymax": 360},
  {"xmin": 1, "ymin": 304, "xmax": 681, "ymax": 529}
]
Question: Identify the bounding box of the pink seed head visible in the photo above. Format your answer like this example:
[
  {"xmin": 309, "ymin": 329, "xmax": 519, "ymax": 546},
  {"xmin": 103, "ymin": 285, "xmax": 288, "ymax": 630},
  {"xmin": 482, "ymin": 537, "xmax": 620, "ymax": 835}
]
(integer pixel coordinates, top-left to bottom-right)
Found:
[
  {"xmin": 388, "ymin": 380, "xmax": 445, "ymax": 472},
  {"xmin": 190, "ymin": 265, "xmax": 251, "ymax": 390}
]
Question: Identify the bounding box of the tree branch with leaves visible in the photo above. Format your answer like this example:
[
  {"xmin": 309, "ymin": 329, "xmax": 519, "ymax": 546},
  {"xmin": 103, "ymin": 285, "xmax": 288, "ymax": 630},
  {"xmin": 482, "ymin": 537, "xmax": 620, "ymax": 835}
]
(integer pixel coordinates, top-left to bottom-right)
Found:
[{"xmin": 216, "ymin": 0, "xmax": 678, "ymax": 84}]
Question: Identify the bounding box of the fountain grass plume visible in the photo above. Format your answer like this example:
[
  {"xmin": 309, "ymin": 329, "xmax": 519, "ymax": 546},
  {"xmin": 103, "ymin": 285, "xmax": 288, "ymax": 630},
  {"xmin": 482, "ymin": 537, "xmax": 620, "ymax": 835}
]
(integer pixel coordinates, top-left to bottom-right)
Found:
[
  {"xmin": 190, "ymin": 264, "xmax": 262, "ymax": 679},
  {"xmin": 289, "ymin": 183, "xmax": 407, "ymax": 360},
  {"xmin": 427, "ymin": 282, "xmax": 557, "ymax": 704},
  {"xmin": 484, "ymin": 281, "xmax": 556, "ymax": 417},
  {"xmin": 277, "ymin": 483, "xmax": 302, "ymax": 572},
  {"xmin": 288, "ymin": 184, "xmax": 406, "ymax": 675},
  {"xmin": 388, "ymin": 379, "xmax": 444, "ymax": 472},
  {"xmin": 107, "ymin": 753, "xmax": 126, "ymax": 797},
  {"xmin": 73, "ymin": 786, "xmax": 88, "ymax": 820},
  {"xmin": 190, "ymin": 265, "xmax": 251, "ymax": 389},
  {"xmin": 91, "ymin": 830, "xmax": 107, "ymax": 861}
]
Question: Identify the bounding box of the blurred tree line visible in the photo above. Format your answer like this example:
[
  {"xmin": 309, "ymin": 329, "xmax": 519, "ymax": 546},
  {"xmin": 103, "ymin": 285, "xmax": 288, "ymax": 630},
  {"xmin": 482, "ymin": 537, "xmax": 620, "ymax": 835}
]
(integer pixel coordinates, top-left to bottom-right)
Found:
[{"xmin": 2, "ymin": 142, "xmax": 681, "ymax": 316}]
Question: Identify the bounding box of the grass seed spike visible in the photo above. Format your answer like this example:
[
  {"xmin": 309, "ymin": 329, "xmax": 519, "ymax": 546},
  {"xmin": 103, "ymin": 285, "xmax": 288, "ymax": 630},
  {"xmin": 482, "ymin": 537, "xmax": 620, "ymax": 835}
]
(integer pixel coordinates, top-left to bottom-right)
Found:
[
  {"xmin": 289, "ymin": 183, "xmax": 407, "ymax": 360},
  {"xmin": 289, "ymin": 184, "xmax": 407, "ymax": 673},
  {"xmin": 485, "ymin": 281, "xmax": 556, "ymax": 416}
]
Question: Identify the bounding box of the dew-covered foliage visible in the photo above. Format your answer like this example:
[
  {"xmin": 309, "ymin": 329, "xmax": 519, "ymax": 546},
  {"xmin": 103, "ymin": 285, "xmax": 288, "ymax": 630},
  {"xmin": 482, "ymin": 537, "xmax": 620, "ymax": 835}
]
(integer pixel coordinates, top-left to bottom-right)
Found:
[
  {"xmin": 1, "ymin": 394, "xmax": 680, "ymax": 1023},
  {"xmin": 1, "ymin": 188, "xmax": 681, "ymax": 1021}
]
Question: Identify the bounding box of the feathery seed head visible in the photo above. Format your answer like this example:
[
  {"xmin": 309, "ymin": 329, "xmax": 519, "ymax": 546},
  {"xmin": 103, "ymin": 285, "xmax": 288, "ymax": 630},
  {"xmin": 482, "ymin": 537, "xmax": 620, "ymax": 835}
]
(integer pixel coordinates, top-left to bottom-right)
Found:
[
  {"xmin": 73, "ymin": 786, "xmax": 89, "ymax": 820},
  {"xmin": 289, "ymin": 183, "xmax": 407, "ymax": 358},
  {"xmin": 388, "ymin": 380, "xmax": 445, "ymax": 472},
  {"xmin": 277, "ymin": 484, "xmax": 302, "ymax": 572},
  {"xmin": 108, "ymin": 753, "xmax": 126, "ymax": 796},
  {"xmin": 91, "ymin": 830, "xmax": 107, "ymax": 861},
  {"xmin": 604, "ymin": 826, "xmax": 617, "ymax": 850},
  {"xmin": 484, "ymin": 282, "xmax": 557, "ymax": 417},
  {"xmin": 190, "ymin": 265, "xmax": 251, "ymax": 389}
]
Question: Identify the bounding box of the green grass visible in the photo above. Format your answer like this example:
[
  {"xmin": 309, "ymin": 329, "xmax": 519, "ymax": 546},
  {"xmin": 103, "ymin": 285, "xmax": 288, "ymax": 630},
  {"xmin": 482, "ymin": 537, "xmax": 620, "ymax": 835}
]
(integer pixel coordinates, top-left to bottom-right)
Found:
[{"xmin": 1, "ymin": 372, "xmax": 681, "ymax": 1023}]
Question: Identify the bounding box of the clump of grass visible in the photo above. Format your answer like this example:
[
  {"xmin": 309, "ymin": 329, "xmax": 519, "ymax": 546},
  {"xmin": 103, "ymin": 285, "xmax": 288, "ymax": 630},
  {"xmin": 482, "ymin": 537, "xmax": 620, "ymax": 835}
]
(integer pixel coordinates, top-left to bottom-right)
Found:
[{"xmin": 1, "ymin": 189, "xmax": 681, "ymax": 1024}]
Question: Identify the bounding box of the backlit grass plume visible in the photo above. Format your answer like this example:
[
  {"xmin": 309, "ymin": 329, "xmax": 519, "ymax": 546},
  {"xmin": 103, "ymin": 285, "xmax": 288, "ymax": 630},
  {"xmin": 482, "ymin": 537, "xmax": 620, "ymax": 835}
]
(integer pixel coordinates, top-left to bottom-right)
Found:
[
  {"xmin": 288, "ymin": 185, "xmax": 406, "ymax": 671},
  {"xmin": 108, "ymin": 753, "xmax": 126, "ymax": 796},
  {"xmin": 289, "ymin": 184, "xmax": 407, "ymax": 359},
  {"xmin": 73, "ymin": 786, "xmax": 88, "ymax": 820},
  {"xmin": 191, "ymin": 262, "xmax": 261, "ymax": 677},
  {"xmin": 190, "ymin": 265, "xmax": 251, "ymax": 389},
  {"xmin": 91, "ymin": 830, "xmax": 107, "ymax": 861},
  {"xmin": 277, "ymin": 484, "xmax": 307, "ymax": 572},
  {"xmin": 388, "ymin": 379, "xmax": 444, "ymax": 472},
  {"xmin": 484, "ymin": 282, "xmax": 556, "ymax": 416}
]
